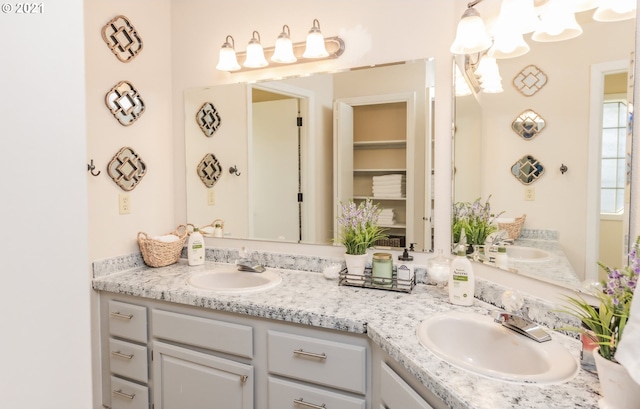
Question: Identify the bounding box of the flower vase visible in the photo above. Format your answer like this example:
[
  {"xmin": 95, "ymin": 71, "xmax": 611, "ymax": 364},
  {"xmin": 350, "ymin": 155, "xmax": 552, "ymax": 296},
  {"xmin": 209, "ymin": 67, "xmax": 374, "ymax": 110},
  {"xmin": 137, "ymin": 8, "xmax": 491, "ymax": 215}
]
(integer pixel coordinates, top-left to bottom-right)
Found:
[
  {"xmin": 344, "ymin": 253, "xmax": 367, "ymax": 284},
  {"xmin": 593, "ymin": 347, "xmax": 640, "ymax": 409}
]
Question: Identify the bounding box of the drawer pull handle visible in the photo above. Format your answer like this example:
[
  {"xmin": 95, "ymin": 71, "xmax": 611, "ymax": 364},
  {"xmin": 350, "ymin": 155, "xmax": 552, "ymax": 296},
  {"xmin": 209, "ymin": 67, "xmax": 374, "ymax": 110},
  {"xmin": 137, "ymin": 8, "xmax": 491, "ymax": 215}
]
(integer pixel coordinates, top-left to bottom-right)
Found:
[
  {"xmin": 111, "ymin": 350, "xmax": 134, "ymax": 360},
  {"xmin": 293, "ymin": 398, "xmax": 326, "ymax": 409},
  {"xmin": 293, "ymin": 349, "xmax": 327, "ymax": 360},
  {"xmin": 112, "ymin": 389, "xmax": 135, "ymax": 400},
  {"xmin": 110, "ymin": 312, "xmax": 133, "ymax": 320}
]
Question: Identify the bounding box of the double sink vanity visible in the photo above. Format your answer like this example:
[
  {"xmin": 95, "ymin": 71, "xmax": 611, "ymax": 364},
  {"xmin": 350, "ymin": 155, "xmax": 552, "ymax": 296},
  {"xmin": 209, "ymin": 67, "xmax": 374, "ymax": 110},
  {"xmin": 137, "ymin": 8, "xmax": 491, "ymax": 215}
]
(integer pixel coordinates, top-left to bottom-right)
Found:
[{"xmin": 93, "ymin": 249, "xmax": 602, "ymax": 409}]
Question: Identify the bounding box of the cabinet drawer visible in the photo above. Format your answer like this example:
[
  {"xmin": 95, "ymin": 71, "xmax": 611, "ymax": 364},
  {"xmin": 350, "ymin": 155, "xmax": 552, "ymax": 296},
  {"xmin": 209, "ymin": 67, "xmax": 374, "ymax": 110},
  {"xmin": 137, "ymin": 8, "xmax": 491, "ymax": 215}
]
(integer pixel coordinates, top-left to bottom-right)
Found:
[
  {"xmin": 268, "ymin": 377, "xmax": 366, "ymax": 409},
  {"xmin": 152, "ymin": 309, "xmax": 253, "ymax": 358},
  {"xmin": 380, "ymin": 363, "xmax": 434, "ymax": 409},
  {"xmin": 109, "ymin": 338, "xmax": 148, "ymax": 383},
  {"xmin": 110, "ymin": 376, "xmax": 149, "ymax": 409},
  {"xmin": 108, "ymin": 300, "xmax": 147, "ymax": 343},
  {"xmin": 267, "ymin": 330, "xmax": 366, "ymax": 394}
]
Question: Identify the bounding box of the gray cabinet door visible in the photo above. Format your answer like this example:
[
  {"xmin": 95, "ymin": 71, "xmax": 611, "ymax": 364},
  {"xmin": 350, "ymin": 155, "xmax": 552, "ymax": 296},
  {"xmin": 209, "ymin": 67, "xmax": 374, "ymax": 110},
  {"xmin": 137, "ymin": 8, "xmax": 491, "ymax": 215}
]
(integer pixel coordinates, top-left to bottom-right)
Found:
[{"xmin": 153, "ymin": 341, "xmax": 253, "ymax": 409}]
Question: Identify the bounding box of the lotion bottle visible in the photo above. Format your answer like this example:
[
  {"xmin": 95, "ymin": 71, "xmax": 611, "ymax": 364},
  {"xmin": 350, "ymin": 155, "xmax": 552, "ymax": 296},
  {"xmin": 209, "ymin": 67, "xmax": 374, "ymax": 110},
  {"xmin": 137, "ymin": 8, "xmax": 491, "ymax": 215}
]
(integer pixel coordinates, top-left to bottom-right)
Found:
[
  {"xmin": 397, "ymin": 248, "xmax": 415, "ymax": 290},
  {"xmin": 188, "ymin": 228, "xmax": 205, "ymax": 266},
  {"xmin": 448, "ymin": 250, "xmax": 475, "ymax": 306}
]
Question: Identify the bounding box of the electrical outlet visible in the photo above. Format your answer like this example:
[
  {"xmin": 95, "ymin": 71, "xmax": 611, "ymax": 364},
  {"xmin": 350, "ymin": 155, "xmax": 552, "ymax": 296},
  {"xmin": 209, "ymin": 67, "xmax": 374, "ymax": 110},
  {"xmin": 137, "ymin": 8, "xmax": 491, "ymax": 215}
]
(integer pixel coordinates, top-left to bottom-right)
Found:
[
  {"xmin": 119, "ymin": 193, "xmax": 131, "ymax": 214},
  {"xmin": 524, "ymin": 187, "xmax": 535, "ymax": 201},
  {"xmin": 207, "ymin": 189, "xmax": 215, "ymax": 206}
]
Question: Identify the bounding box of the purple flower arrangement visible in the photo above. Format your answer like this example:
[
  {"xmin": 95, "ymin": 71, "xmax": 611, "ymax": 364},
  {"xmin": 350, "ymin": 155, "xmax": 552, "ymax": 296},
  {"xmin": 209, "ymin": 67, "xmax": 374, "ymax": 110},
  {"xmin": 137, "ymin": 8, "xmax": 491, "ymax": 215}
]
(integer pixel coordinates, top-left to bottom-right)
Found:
[
  {"xmin": 562, "ymin": 236, "xmax": 640, "ymax": 361},
  {"xmin": 337, "ymin": 199, "xmax": 388, "ymax": 255}
]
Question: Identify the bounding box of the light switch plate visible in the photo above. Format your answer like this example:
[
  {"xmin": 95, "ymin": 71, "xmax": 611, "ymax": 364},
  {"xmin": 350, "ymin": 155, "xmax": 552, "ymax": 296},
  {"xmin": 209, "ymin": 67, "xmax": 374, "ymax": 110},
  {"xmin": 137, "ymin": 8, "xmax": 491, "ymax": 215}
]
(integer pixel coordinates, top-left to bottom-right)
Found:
[
  {"xmin": 207, "ymin": 189, "xmax": 215, "ymax": 206},
  {"xmin": 119, "ymin": 193, "xmax": 131, "ymax": 214}
]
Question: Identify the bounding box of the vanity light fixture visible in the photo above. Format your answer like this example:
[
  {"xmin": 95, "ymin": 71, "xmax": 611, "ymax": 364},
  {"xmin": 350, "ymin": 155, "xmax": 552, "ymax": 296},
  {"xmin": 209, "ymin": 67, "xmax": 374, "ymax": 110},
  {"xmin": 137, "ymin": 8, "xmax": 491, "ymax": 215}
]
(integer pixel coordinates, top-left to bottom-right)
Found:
[
  {"xmin": 450, "ymin": 0, "xmax": 492, "ymax": 55},
  {"xmin": 303, "ymin": 19, "xmax": 330, "ymax": 58},
  {"xmin": 216, "ymin": 19, "xmax": 345, "ymax": 73},
  {"xmin": 215, "ymin": 35, "xmax": 241, "ymax": 72},
  {"xmin": 243, "ymin": 31, "xmax": 268, "ymax": 68},
  {"xmin": 271, "ymin": 25, "xmax": 297, "ymax": 63}
]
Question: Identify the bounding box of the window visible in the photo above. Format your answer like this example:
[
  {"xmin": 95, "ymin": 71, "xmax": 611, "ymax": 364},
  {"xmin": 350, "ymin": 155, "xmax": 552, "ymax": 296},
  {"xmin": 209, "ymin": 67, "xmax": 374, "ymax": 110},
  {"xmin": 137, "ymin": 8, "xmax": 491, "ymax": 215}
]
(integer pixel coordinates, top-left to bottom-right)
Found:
[{"xmin": 600, "ymin": 100, "xmax": 627, "ymax": 214}]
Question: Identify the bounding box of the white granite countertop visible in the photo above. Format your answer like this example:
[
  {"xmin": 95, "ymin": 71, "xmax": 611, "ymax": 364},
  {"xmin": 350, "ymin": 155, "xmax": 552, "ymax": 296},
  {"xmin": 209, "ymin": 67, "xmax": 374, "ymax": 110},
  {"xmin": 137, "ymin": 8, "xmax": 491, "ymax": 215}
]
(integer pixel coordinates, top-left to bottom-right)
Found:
[{"xmin": 92, "ymin": 260, "xmax": 601, "ymax": 409}]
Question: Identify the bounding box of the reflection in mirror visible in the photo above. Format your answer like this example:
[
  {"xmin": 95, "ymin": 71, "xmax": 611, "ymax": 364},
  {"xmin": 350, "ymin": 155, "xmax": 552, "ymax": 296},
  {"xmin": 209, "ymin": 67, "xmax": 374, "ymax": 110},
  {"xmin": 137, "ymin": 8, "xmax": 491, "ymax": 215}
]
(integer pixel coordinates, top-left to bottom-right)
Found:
[
  {"xmin": 510, "ymin": 154, "xmax": 545, "ymax": 185},
  {"xmin": 185, "ymin": 60, "xmax": 434, "ymax": 252},
  {"xmin": 511, "ymin": 110, "xmax": 546, "ymax": 140},
  {"xmin": 453, "ymin": 12, "xmax": 635, "ymax": 290}
]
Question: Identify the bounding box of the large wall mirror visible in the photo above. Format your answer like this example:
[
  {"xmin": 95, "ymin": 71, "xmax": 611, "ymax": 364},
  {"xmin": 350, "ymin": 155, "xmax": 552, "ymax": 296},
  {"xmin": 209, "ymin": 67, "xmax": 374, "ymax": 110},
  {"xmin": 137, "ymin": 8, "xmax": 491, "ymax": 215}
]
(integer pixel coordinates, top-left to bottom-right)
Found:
[
  {"xmin": 185, "ymin": 59, "xmax": 435, "ymax": 252},
  {"xmin": 453, "ymin": 11, "xmax": 635, "ymax": 290}
]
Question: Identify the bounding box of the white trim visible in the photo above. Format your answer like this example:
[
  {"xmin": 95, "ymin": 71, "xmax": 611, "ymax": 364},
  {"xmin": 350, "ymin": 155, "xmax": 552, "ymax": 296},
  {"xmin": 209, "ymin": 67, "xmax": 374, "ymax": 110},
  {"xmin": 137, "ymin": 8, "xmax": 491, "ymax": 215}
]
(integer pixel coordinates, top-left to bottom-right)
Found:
[{"xmin": 586, "ymin": 60, "xmax": 628, "ymax": 282}]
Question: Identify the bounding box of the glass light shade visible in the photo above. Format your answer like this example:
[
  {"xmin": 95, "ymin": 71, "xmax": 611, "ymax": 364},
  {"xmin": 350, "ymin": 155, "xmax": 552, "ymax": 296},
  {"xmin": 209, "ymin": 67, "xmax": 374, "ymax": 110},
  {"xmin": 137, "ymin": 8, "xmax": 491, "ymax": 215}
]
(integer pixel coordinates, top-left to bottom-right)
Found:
[
  {"xmin": 489, "ymin": 11, "xmax": 530, "ymax": 59},
  {"xmin": 215, "ymin": 38, "xmax": 241, "ymax": 72},
  {"xmin": 593, "ymin": 0, "xmax": 636, "ymax": 22},
  {"xmin": 572, "ymin": 0, "xmax": 599, "ymax": 12},
  {"xmin": 450, "ymin": 7, "xmax": 492, "ymax": 55},
  {"xmin": 531, "ymin": 0, "xmax": 582, "ymax": 42},
  {"xmin": 499, "ymin": 0, "xmax": 539, "ymax": 34},
  {"xmin": 455, "ymin": 65, "xmax": 472, "ymax": 96},
  {"xmin": 243, "ymin": 33, "xmax": 268, "ymax": 68},
  {"xmin": 271, "ymin": 33, "xmax": 297, "ymax": 63},
  {"xmin": 303, "ymin": 32, "xmax": 329, "ymax": 58}
]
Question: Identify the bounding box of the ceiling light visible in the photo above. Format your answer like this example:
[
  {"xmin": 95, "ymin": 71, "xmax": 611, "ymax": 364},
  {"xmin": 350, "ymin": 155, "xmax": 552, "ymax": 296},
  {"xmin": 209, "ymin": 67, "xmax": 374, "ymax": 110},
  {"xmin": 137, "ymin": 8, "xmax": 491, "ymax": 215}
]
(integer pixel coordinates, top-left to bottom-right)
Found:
[
  {"xmin": 450, "ymin": 4, "xmax": 493, "ymax": 55},
  {"xmin": 243, "ymin": 31, "xmax": 268, "ymax": 68},
  {"xmin": 215, "ymin": 35, "xmax": 241, "ymax": 72},
  {"xmin": 303, "ymin": 19, "xmax": 329, "ymax": 58},
  {"xmin": 271, "ymin": 25, "xmax": 297, "ymax": 63}
]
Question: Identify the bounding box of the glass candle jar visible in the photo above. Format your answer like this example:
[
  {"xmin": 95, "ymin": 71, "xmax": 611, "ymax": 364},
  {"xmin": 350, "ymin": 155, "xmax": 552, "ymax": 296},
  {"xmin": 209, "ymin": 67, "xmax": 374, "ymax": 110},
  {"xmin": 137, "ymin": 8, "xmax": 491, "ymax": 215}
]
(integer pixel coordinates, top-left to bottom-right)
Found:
[{"xmin": 372, "ymin": 252, "xmax": 393, "ymax": 287}]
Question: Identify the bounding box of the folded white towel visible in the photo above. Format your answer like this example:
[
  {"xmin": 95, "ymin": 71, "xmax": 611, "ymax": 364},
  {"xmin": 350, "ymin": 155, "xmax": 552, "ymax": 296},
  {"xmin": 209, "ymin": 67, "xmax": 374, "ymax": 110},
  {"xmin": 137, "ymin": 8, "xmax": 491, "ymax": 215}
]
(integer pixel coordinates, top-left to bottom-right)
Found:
[
  {"xmin": 615, "ymin": 295, "xmax": 640, "ymax": 384},
  {"xmin": 373, "ymin": 188, "xmax": 405, "ymax": 195},
  {"xmin": 377, "ymin": 218, "xmax": 395, "ymax": 225},
  {"xmin": 373, "ymin": 180, "xmax": 406, "ymax": 187},
  {"xmin": 153, "ymin": 234, "xmax": 179, "ymax": 243},
  {"xmin": 379, "ymin": 209, "xmax": 394, "ymax": 216},
  {"xmin": 373, "ymin": 174, "xmax": 405, "ymax": 182}
]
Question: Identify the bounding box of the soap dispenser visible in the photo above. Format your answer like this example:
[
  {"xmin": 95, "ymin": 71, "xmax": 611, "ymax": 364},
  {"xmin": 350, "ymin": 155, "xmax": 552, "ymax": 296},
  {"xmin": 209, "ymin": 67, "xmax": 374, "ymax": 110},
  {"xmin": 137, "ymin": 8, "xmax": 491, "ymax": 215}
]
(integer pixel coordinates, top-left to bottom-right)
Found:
[
  {"xmin": 188, "ymin": 227, "xmax": 205, "ymax": 266},
  {"xmin": 448, "ymin": 249, "xmax": 475, "ymax": 306},
  {"xmin": 397, "ymin": 248, "xmax": 414, "ymax": 290}
]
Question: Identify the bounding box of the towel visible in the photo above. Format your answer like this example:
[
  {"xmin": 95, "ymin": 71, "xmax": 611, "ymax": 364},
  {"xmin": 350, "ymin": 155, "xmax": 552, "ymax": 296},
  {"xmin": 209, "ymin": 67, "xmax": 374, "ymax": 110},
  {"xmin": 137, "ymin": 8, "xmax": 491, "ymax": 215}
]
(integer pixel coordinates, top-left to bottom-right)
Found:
[
  {"xmin": 373, "ymin": 186, "xmax": 404, "ymax": 193},
  {"xmin": 379, "ymin": 209, "xmax": 394, "ymax": 216},
  {"xmin": 373, "ymin": 174, "xmax": 405, "ymax": 182},
  {"xmin": 153, "ymin": 234, "xmax": 179, "ymax": 243},
  {"xmin": 373, "ymin": 179, "xmax": 406, "ymax": 187},
  {"xmin": 615, "ymin": 295, "xmax": 640, "ymax": 384}
]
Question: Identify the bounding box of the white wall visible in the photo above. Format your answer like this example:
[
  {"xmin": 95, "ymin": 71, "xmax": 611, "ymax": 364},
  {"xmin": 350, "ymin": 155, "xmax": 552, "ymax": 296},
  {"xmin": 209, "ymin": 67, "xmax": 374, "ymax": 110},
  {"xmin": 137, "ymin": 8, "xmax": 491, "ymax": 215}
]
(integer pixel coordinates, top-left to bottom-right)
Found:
[
  {"xmin": 86, "ymin": 1, "xmax": 175, "ymax": 262},
  {"xmin": 0, "ymin": 2, "xmax": 92, "ymax": 408}
]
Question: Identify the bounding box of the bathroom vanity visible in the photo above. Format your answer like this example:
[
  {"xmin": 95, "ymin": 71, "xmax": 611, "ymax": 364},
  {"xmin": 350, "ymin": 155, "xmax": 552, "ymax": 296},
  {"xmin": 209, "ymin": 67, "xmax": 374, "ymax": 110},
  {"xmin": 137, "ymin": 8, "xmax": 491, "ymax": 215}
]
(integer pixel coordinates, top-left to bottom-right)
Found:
[{"xmin": 93, "ymin": 259, "xmax": 601, "ymax": 409}]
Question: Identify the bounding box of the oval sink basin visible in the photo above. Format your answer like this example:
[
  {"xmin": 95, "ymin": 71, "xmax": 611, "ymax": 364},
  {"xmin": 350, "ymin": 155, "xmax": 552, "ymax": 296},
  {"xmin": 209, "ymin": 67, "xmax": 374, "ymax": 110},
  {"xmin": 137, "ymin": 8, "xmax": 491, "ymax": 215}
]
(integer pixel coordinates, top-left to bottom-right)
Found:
[
  {"xmin": 506, "ymin": 246, "xmax": 552, "ymax": 262},
  {"xmin": 188, "ymin": 267, "xmax": 282, "ymax": 293},
  {"xmin": 417, "ymin": 311, "xmax": 578, "ymax": 384}
]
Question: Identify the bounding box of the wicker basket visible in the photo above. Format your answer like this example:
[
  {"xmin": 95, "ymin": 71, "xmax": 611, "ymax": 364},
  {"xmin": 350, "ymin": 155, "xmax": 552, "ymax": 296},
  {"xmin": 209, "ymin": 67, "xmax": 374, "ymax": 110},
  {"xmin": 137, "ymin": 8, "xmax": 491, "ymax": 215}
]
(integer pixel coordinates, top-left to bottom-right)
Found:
[
  {"xmin": 138, "ymin": 224, "xmax": 188, "ymax": 267},
  {"xmin": 498, "ymin": 214, "xmax": 526, "ymax": 240}
]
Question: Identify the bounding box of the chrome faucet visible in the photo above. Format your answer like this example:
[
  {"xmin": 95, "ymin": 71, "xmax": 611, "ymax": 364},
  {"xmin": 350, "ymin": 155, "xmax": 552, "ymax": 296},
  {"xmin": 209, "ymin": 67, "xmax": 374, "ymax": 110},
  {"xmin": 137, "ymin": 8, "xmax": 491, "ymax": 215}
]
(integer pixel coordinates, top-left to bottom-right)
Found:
[
  {"xmin": 490, "ymin": 309, "xmax": 551, "ymax": 343},
  {"xmin": 235, "ymin": 258, "xmax": 266, "ymax": 273}
]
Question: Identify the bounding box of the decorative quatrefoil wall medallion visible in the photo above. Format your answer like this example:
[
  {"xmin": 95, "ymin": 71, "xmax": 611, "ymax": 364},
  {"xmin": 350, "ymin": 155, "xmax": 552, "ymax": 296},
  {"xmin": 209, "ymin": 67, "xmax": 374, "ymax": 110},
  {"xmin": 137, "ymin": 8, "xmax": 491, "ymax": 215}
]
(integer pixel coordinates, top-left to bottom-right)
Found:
[
  {"xmin": 196, "ymin": 102, "xmax": 222, "ymax": 137},
  {"xmin": 511, "ymin": 109, "xmax": 546, "ymax": 140},
  {"xmin": 513, "ymin": 65, "xmax": 548, "ymax": 97},
  {"xmin": 197, "ymin": 153, "xmax": 223, "ymax": 188},
  {"xmin": 105, "ymin": 81, "xmax": 145, "ymax": 126},
  {"xmin": 107, "ymin": 146, "xmax": 147, "ymax": 191},
  {"xmin": 101, "ymin": 15, "xmax": 143, "ymax": 63},
  {"xmin": 511, "ymin": 155, "xmax": 545, "ymax": 185}
]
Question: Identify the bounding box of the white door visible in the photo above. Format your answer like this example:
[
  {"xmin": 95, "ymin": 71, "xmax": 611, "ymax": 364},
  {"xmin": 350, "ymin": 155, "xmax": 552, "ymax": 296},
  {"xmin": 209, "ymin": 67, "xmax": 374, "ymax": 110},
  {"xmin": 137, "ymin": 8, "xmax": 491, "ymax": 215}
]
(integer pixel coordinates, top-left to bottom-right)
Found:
[
  {"xmin": 251, "ymin": 99, "xmax": 300, "ymax": 241},
  {"xmin": 333, "ymin": 101, "xmax": 355, "ymax": 242}
]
